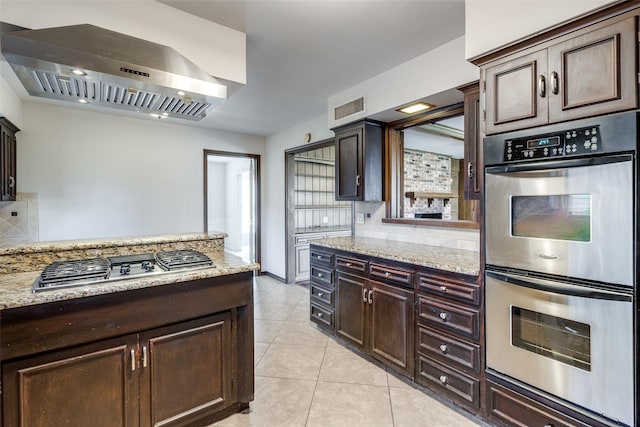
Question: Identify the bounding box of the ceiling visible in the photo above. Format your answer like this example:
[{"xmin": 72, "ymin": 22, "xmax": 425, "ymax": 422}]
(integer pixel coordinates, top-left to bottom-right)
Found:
[{"xmin": 158, "ymin": 0, "xmax": 466, "ymax": 136}]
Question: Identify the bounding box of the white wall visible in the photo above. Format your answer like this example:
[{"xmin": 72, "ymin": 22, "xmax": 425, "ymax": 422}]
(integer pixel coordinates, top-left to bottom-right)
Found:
[
  {"xmin": 18, "ymin": 101, "xmax": 264, "ymax": 242},
  {"xmin": 465, "ymin": 0, "xmax": 617, "ymax": 59},
  {"xmin": 328, "ymin": 36, "xmax": 478, "ymax": 129},
  {"xmin": 0, "ymin": 67, "xmax": 23, "ymax": 128},
  {"xmin": 262, "ymin": 115, "xmax": 334, "ymax": 279},
  {"xmin": 0, "ymin": 0, "xmax": 246, "ymax": 83}
]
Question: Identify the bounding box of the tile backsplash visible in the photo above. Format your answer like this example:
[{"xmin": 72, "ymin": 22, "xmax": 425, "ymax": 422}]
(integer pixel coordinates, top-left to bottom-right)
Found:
[
  {"xmin": 354, "ymin": 201, "xmax": 479, "ymax": 252},
  {"xmin": 0, "ymin": 193, "xmax": 39, "ymax": 245}
]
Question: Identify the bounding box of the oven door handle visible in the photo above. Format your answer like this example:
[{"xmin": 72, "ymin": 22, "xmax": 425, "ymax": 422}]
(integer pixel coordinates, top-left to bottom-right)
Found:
[
  {"xmin": 485, "ymin": 153, "xmax": 632, "ymax": 174},
  {"xmin": 486, "ymin": 270, "xmax": 632, "ymax": 302}
]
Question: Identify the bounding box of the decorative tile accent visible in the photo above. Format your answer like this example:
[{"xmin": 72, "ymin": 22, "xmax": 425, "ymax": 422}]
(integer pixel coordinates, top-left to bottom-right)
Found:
[{"xmin": 0, "ymin": 193, "xmax": 39, "ymax": 245}]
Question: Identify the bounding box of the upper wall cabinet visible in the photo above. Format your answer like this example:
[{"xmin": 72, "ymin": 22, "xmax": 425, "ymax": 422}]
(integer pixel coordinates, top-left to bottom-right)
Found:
[
  {"xmin": 0, "ymin": 117, "xmax": 19, "ymax": 201},
  {"xmin": 482, "ymin": 15, "xmax": 637, "ymax": 135},
  {"xmin": 334, "ymin": 119, "xmax": 384, "ymax": 201}
]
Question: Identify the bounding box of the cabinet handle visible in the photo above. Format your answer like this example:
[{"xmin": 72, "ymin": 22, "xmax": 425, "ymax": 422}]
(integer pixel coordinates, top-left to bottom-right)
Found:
[
  {"xmin": 551, "ymin": 71, "xmax": 559, "ymax": 95},
  {"xmin": 318, "ymin": 273, "xmax": 323, "ymax": 278},
  {"xmin": 317, "ymin": 255, "xmax": 323, "ymax": 260},
  {"xmin": 130, "ymin": 349, "xmax": 136, "ymax": 371},
  {"xmin": 439, "ymin": 312, "xmax": 448, "ymax": 321},
  {"xmin": 363, "ymin": 288, "xmax": 368, "ymax": 302},
  {"xmin": 318, "ymin": 292, "xmax": 324, "ymax": 298},
  {"xmin": 439, "ymin": 344, "xmax": 448, "ymax": 353},
  {"xmin": 317, "ymin": 312, "xmax": 324, "ymax": 318},
  {"xmin": 439, "ymin": 375, "xmax": 448, "ymax": 385},
  {"xmin": 368, "ymin": 290, "xmax": 373, "ymax": 305},
  {"xmin": 538, "ymin": 74, "xmax": 546, "ymax": 97},
  {"xmin": 543, "ymin": 424, "xmax": 554, "ymax": 427},
  {"xmin": 8, "ymin": 176, "xmax": 15, "ymax": 188},
  {"xmin": 439, "ymin": 285, "xmax": 447, "ymax": 292},
  {"xmin": 355, "ymin": 175, "xmax": 361, "ymax": 186},
  {"xmin": 467, "ymin": 162, "xmax": 473, "ymax": 179},
  {"xmin": 384, "ymin": 272, "xmax": 391, "ymax": 277},
  {"xmin": 346, "ymin": 262, "xmax": 352, "ymax": 267},
  {"xmin": 142, "ymin": 345, "xmax": 148, "ymax": 368}
]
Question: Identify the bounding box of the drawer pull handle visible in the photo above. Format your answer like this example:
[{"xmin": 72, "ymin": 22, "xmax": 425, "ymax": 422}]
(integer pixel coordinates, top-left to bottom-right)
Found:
[
  {"xmin": 318, "ymin": 273, "xmax": 323, "ymax": 278},
  {"xmin": 439, "ymin": 375, "xmax": 448, "ymax": 385},
  {"xmin": 346, "ymin": 262, "xmax": 352, "ymax": 267},
  {"xmin": 439, "ymin": 312, "xmax": 448, "ymax": 321},
  {"xmin": 363, "ymin": 288, "xmax": 368, "ymax": 303},
  {"xmin": 318, "ymin": 292, "xmax": 324, "ymax": 297},
  {"xmin": 142, "ymin": 345, "xmax": 148, "ymax": 368},
  {"xmin": 317, "ymin": 312, "xmax": 324, "ymax": 318},
  {"xmin": 317, "ymin": 255, "xmax": 323, "ymax": 260},
  {"xmin": 439, "ymin": 344, "xmax": 448, "ymax": 353},
  {"xmin": 368, "ymin": 290, "xmax": 373, "ymax": 305},
  {"xmin": 439, "ymin": 285, "xmax": 447, "ymax": 292},
  {"xmin": 543, "ymin": 424, "xmax": 554, "ymax": 427},
  {"xmin": 384, "ymin": 272, "xmax": 391, "ymax": 277}
]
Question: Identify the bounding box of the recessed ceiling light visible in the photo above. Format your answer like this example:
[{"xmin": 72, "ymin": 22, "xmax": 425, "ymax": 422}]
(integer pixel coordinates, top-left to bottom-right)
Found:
[
  {"xmin": 161, "ymin": 112, "xmax": 169, "ymax": 116},
  {"xmin": 78, "ymin": 99, "xmax": 90, "ymax": 104},
  {"xmin": 71, "ymin": 69, "xmax": 87, "ymax": 76},
  {"xmin": 397, "ymin": 102, "xmax": 434, "ymax": 114},
  {"xmin": 150, "ymin": 113, "xmax": 167, "ymax": 119},
  {"xmin": 177, "ymin": 91, "xmax": 186, "ymax": 96}
]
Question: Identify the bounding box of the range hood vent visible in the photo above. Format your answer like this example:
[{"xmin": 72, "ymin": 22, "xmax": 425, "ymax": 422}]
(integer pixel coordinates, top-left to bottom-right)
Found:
[{"xmin": 1, "ymin": 23, "xmax": 227, "ymax": 121}]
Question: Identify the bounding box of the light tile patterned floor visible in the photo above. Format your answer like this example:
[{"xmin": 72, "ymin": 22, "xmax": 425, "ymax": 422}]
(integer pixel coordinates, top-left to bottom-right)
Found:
[{"xmin": 212, "ymin": 275, "xmax": 484, "ymax": 427}]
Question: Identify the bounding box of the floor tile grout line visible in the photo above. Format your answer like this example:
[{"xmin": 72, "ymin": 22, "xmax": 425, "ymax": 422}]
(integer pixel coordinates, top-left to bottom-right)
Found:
[{"xmin": 304, "ymin": 338, "xmax": 328, "ymax": 427}]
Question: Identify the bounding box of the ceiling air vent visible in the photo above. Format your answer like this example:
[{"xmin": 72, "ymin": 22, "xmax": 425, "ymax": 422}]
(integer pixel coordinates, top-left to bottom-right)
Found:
[{"xmin": 334, "ymin": 97, "xmax": 365, "ymax": 120}]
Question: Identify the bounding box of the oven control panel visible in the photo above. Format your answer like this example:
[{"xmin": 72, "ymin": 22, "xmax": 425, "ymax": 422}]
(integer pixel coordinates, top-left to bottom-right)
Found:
[{"xmin": 503, "ymin": 125, "xmax": 602, "ymax": 162}]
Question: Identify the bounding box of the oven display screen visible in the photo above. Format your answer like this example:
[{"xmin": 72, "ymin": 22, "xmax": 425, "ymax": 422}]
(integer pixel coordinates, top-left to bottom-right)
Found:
[
  {"xmin": 512, "ymin": 306, "xmax": 591, "ymax": 371},
  {"xmin": 511, "ymin": 194, "xmax": 591, "ymax": 242},
  {"xmin": 527, "ymin": 136, "xmax": 561, "ymax": 149}
]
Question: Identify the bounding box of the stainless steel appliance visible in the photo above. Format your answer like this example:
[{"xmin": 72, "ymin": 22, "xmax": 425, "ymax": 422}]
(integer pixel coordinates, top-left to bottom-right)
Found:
[
  {"xmin": 33, "ymin": 249, "xmax": 214, "ymax": 292},
  {"xmin": 484, "ymin": 111, "xmax": 637, "ymax": 426}
]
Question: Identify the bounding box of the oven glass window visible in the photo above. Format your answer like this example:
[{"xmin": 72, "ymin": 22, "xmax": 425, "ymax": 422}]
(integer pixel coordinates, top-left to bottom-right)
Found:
[
  {"xmin": 511, "ymin": 194, "xmax": 591, "ymax": 242},
  {"xmin": 511, "ymin": 306, "xmax": 591, "ymax": 371}
]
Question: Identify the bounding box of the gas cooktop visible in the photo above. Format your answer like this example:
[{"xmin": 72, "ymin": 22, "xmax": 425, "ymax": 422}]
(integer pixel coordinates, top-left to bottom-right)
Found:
[{"xmin": 33, "ymin": 249, "xmax": 214, "ymax": 293}]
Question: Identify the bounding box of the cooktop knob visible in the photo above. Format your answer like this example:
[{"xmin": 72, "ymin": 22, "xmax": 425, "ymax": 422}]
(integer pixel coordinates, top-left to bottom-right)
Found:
[
  {"xmin": 120, "ymin": 264, "xmax": 131, "ymax": 275},
  {"xmin": 141, "ymin": 261, "xmax": 155, "ymax": 272}
]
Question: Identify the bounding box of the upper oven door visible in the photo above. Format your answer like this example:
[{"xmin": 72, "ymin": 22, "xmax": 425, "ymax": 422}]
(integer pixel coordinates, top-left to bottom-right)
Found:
[{"xmin": 485, "ymin": 155, "xmax": 633, "ymax": 286}]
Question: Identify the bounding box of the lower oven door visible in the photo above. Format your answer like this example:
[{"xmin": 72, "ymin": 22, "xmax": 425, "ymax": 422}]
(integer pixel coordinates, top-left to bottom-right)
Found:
[{"xmin": 486, "ymin": 270, "xmax": 634, "ymax": 426}]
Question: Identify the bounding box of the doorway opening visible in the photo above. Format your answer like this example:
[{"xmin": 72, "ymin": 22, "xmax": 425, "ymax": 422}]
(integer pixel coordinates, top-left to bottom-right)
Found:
[{"xmin": 204, "ymin": 150, "xmax": 260, "ymax": 266}]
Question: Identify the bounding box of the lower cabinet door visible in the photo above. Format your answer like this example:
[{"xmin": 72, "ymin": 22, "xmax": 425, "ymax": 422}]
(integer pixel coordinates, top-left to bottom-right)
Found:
[
  {"xmin": 336, "ymin": 272, "xmax": 366, "ymax": 348},
  {"xmin": 369, "ymin": 280, "xmax": 414, "ymax": 376},
  {"xmin": 2, "ymin": 335, "xmax": 139, "ymax": 427},
  {"xmin": 140, "ymin": 313, "xmax": 233, "ymax": 427}
]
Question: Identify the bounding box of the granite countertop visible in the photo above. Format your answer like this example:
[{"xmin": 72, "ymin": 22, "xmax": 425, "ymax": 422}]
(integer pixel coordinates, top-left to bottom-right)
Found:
[
  {"xmin": 0, "ymin": 250, "xmax": 259, "ymax": 311},
  {"xmin": 312, "ymin": 236, "xmax": 480, "ymax": 276}
]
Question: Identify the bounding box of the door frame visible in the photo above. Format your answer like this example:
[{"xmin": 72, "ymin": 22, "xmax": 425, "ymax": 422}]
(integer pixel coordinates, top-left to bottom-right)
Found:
[
  {"xmin": 203, "ymin": 150, "xmax": 261, "ymax": 267},
  {"xmin": 284, "ymin": 138, "xmax": 338, "ymax": 283}
]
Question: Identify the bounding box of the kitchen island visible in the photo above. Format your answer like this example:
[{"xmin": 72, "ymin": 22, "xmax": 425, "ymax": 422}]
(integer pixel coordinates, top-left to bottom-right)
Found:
[{"xmin": 0, "ymin": 233, "xmax": 259, "ymax": 427}]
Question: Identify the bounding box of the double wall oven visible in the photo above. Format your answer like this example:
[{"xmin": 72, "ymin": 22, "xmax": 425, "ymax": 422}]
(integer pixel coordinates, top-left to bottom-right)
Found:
[{"xmin": 484, "ymin": 111, "xmax": 637, "ymax": 426}]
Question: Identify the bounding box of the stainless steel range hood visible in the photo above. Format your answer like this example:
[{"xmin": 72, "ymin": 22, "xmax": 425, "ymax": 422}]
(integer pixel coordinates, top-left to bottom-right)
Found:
[{"xmin": 1, "ymin": 23, "xmax": 228, "ymax": 121}]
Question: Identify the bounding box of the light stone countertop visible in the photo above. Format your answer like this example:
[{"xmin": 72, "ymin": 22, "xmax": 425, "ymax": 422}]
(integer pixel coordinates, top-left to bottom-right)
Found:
[
  {"xmin": 0, "ymin": 250, "xmax": 259, "ymax": 311},
  {"xmin": 312, "ymin": 236, "xmax": 480, "ymax": 276}
]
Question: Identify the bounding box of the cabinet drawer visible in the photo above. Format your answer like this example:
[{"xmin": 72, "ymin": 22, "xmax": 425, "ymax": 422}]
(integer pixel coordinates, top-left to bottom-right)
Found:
[
  {"xmin": 416, "ymin": 355, "xmax": 480, "ymax": 408},
  {"xmin": 336, "ymin": 255, "xmax": 368, "ymax": 275},
  {"xmin": 310, "ymin": 283, "xmax": 334, "ymax": 307},
  {"xmin": 417, "ymin": 326, "xmax": 480, "ymax": 375},
  {"xmin": 417, "ymin": 295, "xmax": 480, "ymax": 341},
  {"xmin": 310, "ymin": 265, "xmax": 334, "ymax": 288},
  {"xmin": 487, "ymin": 380, "xmax": 599, "ymax": 427},
  {"xmin": 310, "ymin": 248, "xmax": 334, "ymax": 267},
  {"xmin": 417, "ymin": 274, "xmax": 480, "ymax": 306},
  {"xmin": 310, "ymin": 302, "xmax": 334, "ymax": 331},
  {"xmin": 370, "ymin": 263, "xmax": 413, "ymax": 289}
]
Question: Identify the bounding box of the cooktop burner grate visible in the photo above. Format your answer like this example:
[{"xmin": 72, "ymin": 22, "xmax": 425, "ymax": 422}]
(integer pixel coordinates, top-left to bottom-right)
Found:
[
  {"xmin": 155, "ymin": 249, "xmax": 214, "ymax": 271},
  {"xmin": 38, "ymin": 258, "xmax": 111, "ymax": 287}
]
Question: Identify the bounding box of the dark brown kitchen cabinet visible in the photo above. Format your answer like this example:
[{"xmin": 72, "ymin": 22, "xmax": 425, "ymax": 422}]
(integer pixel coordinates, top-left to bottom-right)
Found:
[
  {"xmin": 3, "ymin": 313, "xmax": 232, "ymax": 427},
  {"xmin": 486, "ymin": 377, "xmax": 612, "ymax": 427},
  {"xmin": 483, "ymin": 16, "xmax": 637, "ymax": 135},
  {"xmin": 457, "ymin": 81, "xmax": 482, "ymax": 200},
  {"xmin": 2, "ymin": 273, "xmax": 254, "ymax": 427},
  {"xmin": 0, "ymin": 117, "xmax": 19, "ymax": 201},
  {"xmin": 414, "ymin": 269, "xmax": 483, "ymax": 411},
  {"xmin": 334, "ymin": 119, "xmax": 384, "ymax": 201},
  {"xmin": 310, "ymin": 247, "xmax": 337, "ymax": 333}
]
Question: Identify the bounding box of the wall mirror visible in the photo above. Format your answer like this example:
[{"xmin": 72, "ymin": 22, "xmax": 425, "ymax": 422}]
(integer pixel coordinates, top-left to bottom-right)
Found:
[{"xmin": 384, "ymin": 102, "xmax": 479, "ymax": 229}]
